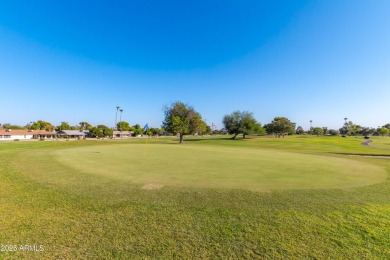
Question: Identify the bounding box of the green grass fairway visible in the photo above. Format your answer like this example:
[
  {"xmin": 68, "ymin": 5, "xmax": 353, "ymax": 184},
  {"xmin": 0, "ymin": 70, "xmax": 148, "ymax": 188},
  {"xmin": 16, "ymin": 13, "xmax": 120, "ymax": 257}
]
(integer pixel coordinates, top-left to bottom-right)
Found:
[
  {"xmin": 55, "ymin": 144, "xmax": 386, "ymax": 192},
  {"xmin": 1, "ymin": 136, "xmax": 390, "ymax": 258}
]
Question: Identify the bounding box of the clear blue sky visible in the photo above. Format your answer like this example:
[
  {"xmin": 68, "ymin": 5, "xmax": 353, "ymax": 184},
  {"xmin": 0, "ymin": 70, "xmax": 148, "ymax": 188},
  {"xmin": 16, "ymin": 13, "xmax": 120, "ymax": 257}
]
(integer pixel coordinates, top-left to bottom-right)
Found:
[{"xmin": 1, "ymin": 0, "xmax": 389, "ymax": 130}]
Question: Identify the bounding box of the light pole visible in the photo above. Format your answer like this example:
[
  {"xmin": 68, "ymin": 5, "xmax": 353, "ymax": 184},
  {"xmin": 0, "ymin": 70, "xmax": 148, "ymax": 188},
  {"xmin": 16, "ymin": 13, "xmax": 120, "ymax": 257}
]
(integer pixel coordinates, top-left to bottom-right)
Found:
[{"xmin": 115, "ymin": 106, "xmax": 120, "ymax": 130}]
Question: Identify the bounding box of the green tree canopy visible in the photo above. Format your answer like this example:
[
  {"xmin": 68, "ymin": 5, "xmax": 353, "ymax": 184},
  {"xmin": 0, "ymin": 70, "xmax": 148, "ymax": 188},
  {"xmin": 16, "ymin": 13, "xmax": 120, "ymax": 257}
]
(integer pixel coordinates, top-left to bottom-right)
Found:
[
  {"xmin": 265, "ymin": 117, "xmax": 296, "ymax": 138},
  {"xmin": 56, "ymin": 122, "xmax": 71, "ymax": 131},
  {"xmin": 31, "ymin": 120, "xmax": 55, "ymax": 131},
  {"xmin": 312, "ymin": 127, "xmax": 324, "ymax": 137},
  {"xmin": 339, "ymin": 121, "xmax": 361, "ymax": 136},
  {"xmin": 2, "ymin": 123, "xmax": 25, "ymax": 130},
  {"xmin": 117, "ymin": 121, "xmax": 131, "ymax": 131},
  {"xmin": 296, "ymin": 126, "xmax": 305, "ymax": 135},
  {"xmin": 133, "ymin": 128, "xmax": 143, "ymax": 136},
  {"xmin": 149, "ymin": 128, "xmax": 163, "ymax": 136},
  {"xmin": 162, "ymin": 101, "xmax": 205, "ymax": 143},
  {"xmin": 377, "ymin": 127, "xmax": 389, "ymax": 137},
  {"xmin": 360, "ymin": 127, "xmax": 375, "ymax": 137},
  {"xmin": 90, "ymin": 127, "xmax": 104, "ymax": 138},
  {"xmin": 90, "ymin": 124, "xmax": 112, "ymax": 138},
  {"xmin": 223, "ymin": 111, "xmax": 265, "ymax": 139},
  {"xmin": 328, "ymin": 129, "xmax": 339, "ymax": 136},
  {"xmin": 79, "ymin": 122, "xmax": 93, "ymax": 130}
]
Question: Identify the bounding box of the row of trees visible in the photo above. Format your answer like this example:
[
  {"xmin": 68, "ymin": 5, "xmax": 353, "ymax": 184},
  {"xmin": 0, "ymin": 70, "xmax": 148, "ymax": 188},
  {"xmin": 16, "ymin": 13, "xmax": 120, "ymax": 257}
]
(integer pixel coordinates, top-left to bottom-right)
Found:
[
  {"xmin": 162, "ymin": 102, "xmax": 297, "ymax": 142},
  {"xmin": 296, "ymin": 122, "xmax": 390, "ymax": 137},
  {"xmin": 0, "ymin": 120, "xmax": 89, "ymax": 132},
  {"xmin": 0, "ymin": 120, "xmax": 57, "ymax": 131},
  {"xmin": 2, "ymin": 101, "xmax": 390, "ymax": 143},
  {"xmin": 0, "ymin": 120, "xmax": 167, "ymax": 138},
  {"xmin": 163, "ymin": 101, "xmax": 390, "ymax": 143}
]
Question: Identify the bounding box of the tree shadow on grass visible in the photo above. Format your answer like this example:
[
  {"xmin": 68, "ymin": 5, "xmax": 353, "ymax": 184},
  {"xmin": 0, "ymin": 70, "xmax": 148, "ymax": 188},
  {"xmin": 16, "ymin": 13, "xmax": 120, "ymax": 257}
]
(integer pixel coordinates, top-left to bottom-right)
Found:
[
  {"xmin": 334, "ymin": 152, "xmax": 390, "ymax": 158},
  {"xmin": 183, "ymin": 136, "xmax": 261, "ymax": 142},
  {"xmin": 184, "ymin": 137, "xmax": 232, "ymax": 142}
]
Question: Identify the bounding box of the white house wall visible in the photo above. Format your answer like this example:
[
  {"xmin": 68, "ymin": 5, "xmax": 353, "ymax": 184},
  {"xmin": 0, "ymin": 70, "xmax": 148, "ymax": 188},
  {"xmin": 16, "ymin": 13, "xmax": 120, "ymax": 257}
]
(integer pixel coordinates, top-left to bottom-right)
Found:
[{"xmin": 0, "ymin": 134, "xmax": 34, "ymax": 141}]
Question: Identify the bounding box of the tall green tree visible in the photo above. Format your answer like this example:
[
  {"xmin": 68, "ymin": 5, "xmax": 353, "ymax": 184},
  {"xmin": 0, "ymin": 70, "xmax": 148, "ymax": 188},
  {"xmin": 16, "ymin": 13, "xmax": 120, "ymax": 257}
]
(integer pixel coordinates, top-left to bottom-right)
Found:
[
  {"xmin": 90, "ymin": 127, "xmax": 104, "ymax": 138},
  {"xmin": 162, "ymin": 101, "xmax": 206, "ymax": 143},
  {"xmin": 31, "ymin": 120, "xmax": 55, "ymax": 131},
  {"xmin": 377, "ymin": 127, "xmax": 389, "ymax": 137},
  {"xmin": 79, "ymin": 122, "xmax": 92, "ymax": 131},
  {"xmin": 296, "ymin": 126, "xmax": 305, "ymax": 135},
  {"xmin": 339, "ymin": 121, "xmax": 361, "ymax": 136},
  {"xmin": 328, "ymin": 129, "xmax": 339, "ymax": 136},
  {"xmin": 360, "ymin": 127, "xmax": 375, "ymax": 137},
  {"xmin": 265, "ymin": 117, "xmax": 296, "ymax": 138},
  {"xmin": 130, "ymin": 124, "xmax": 143, "ymax": 136},
  {"xmin": 312, "ymin": 127, "xmax": 324, "ymax": 137},
  {"xmin": 116, "ymin": 121, "xmax": 131, "ymax": 131},
  {"xmin": 56, "ymin": 122, "xmax": 71, "ymax": 131},
  {"xmin": 90, "ymin": 125, "xmax": 112, "ymax": 138},
  {"xmin": 223, "ymin": 111, "xmax": 264, "ymax": 139},
  {"xmin": 149, "ymin": 128, "xmax": 163, "ymax": 136}
]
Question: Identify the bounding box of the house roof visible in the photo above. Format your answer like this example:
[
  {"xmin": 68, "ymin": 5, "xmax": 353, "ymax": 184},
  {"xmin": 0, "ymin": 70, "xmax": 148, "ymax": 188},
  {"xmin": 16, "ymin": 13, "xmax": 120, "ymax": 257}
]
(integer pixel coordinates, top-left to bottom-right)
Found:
[
  {"xmin": 113, "ymin": 131, "xmax": 134, "ymax": 135},
  {"xmin": 0, "ymin": 129, "xmax": 55, "ymax": 135},
  {"xmin": 57, "ymin": 130, "xmax": 86, "ymax": 136}
]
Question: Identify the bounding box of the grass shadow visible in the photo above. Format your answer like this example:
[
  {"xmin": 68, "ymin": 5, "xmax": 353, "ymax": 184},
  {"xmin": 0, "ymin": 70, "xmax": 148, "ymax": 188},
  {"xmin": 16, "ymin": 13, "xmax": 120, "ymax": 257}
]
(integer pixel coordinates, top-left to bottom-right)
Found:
[{"xmin": 335, "ymin": 152, "xmax": 390, "ymax": 157}]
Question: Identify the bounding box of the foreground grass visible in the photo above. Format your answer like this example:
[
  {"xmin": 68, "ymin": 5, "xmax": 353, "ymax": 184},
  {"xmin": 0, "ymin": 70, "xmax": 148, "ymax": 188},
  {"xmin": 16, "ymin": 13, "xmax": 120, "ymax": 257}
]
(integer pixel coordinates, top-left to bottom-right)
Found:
[{"xmin": 1, "ymin": 136, "xmax": 390, "ymax": 258}]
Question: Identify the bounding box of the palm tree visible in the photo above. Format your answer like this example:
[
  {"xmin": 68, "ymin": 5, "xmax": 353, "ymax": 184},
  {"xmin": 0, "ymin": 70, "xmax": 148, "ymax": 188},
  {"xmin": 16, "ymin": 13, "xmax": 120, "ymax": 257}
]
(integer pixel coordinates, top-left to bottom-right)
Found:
[
  {"xmin": 344, "ymin": 117, "xmax": 348, "ymax": 125},
  {"xmin": 119, "ymin": 109, "xmax": 124, "ymax": 130},
  {"xmin": 309, "ymin": 120, "xmax": 313, "ymax": 129},
  {"xmin": 115, "ymin": 106, "xmax": 120, "ymax": 130}
]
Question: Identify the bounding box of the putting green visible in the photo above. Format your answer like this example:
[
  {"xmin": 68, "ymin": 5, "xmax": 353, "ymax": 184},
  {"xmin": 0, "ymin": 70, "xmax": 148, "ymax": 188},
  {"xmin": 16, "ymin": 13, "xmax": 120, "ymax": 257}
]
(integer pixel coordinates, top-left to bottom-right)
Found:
[{"xmin": 54, "ymin": 144, "xmax": 387, "ymax": 192}]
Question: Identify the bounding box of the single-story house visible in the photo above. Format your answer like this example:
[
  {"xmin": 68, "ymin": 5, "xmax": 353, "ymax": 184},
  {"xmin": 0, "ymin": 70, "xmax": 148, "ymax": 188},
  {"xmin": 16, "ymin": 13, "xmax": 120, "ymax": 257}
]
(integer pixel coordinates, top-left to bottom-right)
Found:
[
  {"xmin": 57, "ymin": 130, "xmax": 88, "ymax": 139},
  {"xmin": 113, "ymin": 131, "xmax": 134, "ymax": 138},
  {"xmin": 0, "ymin": 129, "xmax": 56, "ymax": 141}
]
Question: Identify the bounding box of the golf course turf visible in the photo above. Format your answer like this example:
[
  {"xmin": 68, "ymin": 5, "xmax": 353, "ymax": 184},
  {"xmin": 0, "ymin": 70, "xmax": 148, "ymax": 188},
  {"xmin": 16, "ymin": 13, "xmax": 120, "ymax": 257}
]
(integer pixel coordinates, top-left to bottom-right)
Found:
[
  {"xmin": 1, "ymin": 136, "xmax": 390, "ymax": 258},
  {"xmin": 55, "ymin": 144, "xmax": 385, "ymax": 192}
]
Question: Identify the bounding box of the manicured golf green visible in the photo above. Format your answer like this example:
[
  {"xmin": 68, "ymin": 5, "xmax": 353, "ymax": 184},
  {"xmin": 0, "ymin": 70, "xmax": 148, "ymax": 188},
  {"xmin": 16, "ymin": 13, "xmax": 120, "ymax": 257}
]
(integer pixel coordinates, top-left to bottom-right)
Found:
[
  {"xmin": 1, "ymin": 136, "xmax": 390, "ymax": 258},
  {"xmin": 55, "ymin": 144, "xmax": 386, "ymax": 191}
]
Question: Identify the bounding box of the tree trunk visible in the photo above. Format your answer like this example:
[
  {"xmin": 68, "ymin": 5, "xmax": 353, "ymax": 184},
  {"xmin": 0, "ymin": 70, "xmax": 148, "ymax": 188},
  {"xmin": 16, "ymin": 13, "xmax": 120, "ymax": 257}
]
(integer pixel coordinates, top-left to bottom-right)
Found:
[
  {"xmin": 179, "ymin": 133, "xmax": 184, "ymax": 143},
  {"xmin": 231, "ymin": 133, "xmax": 238, "ymax": 139},
  {"xmin": 243, "ymin": 133, "xmax": 246, "ymax": 139}
]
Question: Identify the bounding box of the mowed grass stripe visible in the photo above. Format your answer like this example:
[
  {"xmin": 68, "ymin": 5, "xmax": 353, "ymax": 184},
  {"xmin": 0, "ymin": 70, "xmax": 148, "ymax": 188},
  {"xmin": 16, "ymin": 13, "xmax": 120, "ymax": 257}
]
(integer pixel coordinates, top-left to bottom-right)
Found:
[{"xmin": 52, "ymin": 143, "xmax": 387, "ymax": 192}]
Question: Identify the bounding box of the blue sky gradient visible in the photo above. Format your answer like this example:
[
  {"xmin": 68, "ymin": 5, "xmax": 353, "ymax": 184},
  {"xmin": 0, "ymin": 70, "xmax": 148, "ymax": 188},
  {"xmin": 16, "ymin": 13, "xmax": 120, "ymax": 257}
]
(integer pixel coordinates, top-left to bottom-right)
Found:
[{"xmin": 1, "ymin": 1, "xmax": 389, "ymax": 130}]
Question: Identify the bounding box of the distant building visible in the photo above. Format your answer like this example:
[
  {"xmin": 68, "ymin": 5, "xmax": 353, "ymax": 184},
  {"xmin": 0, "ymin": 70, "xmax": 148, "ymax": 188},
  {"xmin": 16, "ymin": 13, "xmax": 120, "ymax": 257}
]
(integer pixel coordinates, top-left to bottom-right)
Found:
[
  {"xmin": 113, "ymin": 131, "xmax": 134, "ymax": 138},
  {"xmin": 57, "ymin": 130, "xmax": 88, "ymax": 139},
  {"xmin": 0, "ymin": 129, "xmax": 56, "ymax": 141}
]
